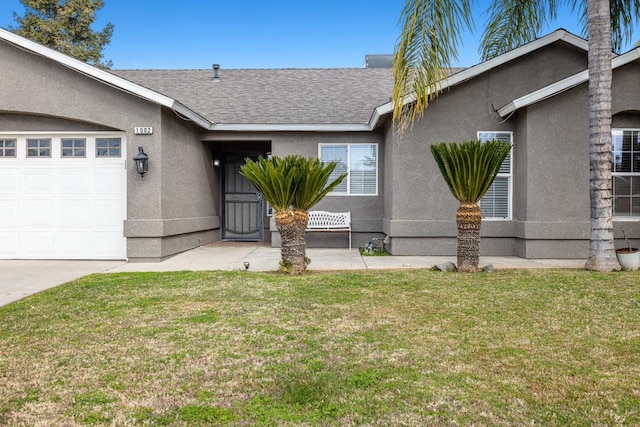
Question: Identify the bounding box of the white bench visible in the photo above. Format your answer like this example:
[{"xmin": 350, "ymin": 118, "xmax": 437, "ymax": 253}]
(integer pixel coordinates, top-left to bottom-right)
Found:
[{"xmin": 306, "ymin": 211, "xmax": 352, "ymax": 249}]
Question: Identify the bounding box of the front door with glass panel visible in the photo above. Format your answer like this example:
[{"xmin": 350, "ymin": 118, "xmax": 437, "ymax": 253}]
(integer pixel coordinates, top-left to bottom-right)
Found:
[{"xmin": 222, "ymin": 155, "xmax": 263, "ymax": 241}]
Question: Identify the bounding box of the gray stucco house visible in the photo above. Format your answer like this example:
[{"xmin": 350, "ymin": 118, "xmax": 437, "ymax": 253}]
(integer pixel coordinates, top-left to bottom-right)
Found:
[{"xmin": 1, "ymin": 27, "xmax": 638, "ymax": 261}]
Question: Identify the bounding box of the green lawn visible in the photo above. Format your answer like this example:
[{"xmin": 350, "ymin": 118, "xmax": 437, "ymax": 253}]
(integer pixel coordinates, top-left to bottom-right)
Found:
[{"xmin": 1, "ymin": 269, "xmax": 638, "ymax": 426}]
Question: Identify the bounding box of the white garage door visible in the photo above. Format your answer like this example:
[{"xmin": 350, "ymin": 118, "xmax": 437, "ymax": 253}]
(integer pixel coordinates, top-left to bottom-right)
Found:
[{"xmin": 0, "ymin": 133, "xmax": 127, "ymax": 260}]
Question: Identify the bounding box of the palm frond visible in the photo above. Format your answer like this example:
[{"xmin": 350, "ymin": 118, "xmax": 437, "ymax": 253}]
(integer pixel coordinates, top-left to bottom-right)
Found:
[
  {"xmin": 430, "ymin": 140, "xmax": 512, "ymax": 204},
  {"xmin": 480, "ymin": 0, "xmax": 558, "ymax": 61},
  {"xmin": 293, "ymin": 157, "xmax": 347, "ymax": 211},
  {"xmin": 482, "ymin": 0, "xmax": 639, "ymax": 58},
  {"xmin": 609, "ymin": 0, "xmax": 640, "ymax": 51},
  {"xmin": 392, "ymin": 0, "xmax": 473, "ymax": 134},
  {"xmin": 240, "ymin": 155, "xmax": 346, "ymax": 213},
  {"xmin": 240, "ymin": 156, "xmax": 296, "ymax": 212}
]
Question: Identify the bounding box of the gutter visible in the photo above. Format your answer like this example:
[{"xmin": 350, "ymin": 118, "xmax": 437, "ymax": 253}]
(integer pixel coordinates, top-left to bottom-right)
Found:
[{"xmin": 208, "ymin": 123, "xmax": 373, "ymax": 132}]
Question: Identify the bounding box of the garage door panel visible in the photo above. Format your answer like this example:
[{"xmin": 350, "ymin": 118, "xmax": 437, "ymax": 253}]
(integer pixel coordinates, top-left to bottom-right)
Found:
[
  {"xmin": 23, "ymin": 199, "xmax": 55, "ymax": 225},
  {"xmin": 0, "ymin": 200, "xmax": 20, "ymax": 224},
  {"xmin": 24, "ymin": 169, "xmax": 55, "ymax": 193},
  {"xmin": 55, "ymin": 231, "xmax": 91, "ymax": 257},
  {"xmin": 0, "ymin": 231, "xmax": 19, "ymax": 257},
  {"xmin": 23, "ymin": 231, "xmax": 55, "ymax": 256},
  {"xmin": 59, "ymin": 168, "xmax": 91, "ymax": 192},
  {"xmin": 58, "ymin": 199, "xmax": 92, "ymax": 225},
  {"xmin": 0, "ymin": 169, "xmax": 20, "ymax": 194},
  {"xmin": 93, "ymin": 230, "xmax": 126, "ymax": 257},
  {"xmin": 94, "ymin": 167, "xmax": 125, "ymax": 193},
  {"xmin": 94, "ymin": 198, "xmax": 125, "ymax": 222}
]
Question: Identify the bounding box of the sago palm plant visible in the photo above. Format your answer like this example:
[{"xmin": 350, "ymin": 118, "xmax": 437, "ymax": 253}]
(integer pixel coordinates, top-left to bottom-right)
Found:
[
  {"xmin": 240, "ymin": 155, "xmax": 346, "ymax": 275},
  {"xmin": 431, "ymin": 140, "xmax": 512, "ymax": 272}
]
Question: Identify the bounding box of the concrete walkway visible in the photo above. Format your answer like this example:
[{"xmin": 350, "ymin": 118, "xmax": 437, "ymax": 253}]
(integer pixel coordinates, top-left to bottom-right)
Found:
[
  {"xmin": 108, "ymin": 244, "xmax": 586, "ymax": 273},
  {"xmin": 1, "ymin": 243, "xmax": 586, "ymax": 307}
]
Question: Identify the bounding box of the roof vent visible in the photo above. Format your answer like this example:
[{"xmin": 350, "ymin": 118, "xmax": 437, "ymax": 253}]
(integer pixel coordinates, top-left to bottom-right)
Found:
[{"xmin": 212, "ymin": 64, "xmax": 220, "ymax": 82}]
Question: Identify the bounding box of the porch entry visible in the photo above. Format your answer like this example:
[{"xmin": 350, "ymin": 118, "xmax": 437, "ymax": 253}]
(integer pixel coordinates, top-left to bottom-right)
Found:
[{"xmin": 222, "ymin": 154, "xmax": 264, "ymax": 241}]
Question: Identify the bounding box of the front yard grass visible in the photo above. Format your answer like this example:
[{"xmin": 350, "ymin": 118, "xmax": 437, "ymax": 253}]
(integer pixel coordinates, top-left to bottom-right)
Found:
[{"xmin": 1, "ymin": 269, "xmax": 638, "ymax": 426}]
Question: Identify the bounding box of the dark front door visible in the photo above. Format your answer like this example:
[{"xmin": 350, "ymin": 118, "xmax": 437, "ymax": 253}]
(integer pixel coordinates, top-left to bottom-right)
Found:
[{"xmin": 222, "ymin": 155, "xmax": 263, "ymax": 241}]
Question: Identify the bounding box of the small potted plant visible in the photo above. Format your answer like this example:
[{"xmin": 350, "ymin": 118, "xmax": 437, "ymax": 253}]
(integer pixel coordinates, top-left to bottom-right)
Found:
[{"xmin": 616, "ymin": 228, "xmax": 640, "ymax": 271}]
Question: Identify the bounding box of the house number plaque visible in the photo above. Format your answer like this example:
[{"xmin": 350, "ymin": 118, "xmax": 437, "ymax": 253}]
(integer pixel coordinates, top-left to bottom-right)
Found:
[{"xmin": 134, "ymin": 127, "xmax": 154, "ymax": 135}]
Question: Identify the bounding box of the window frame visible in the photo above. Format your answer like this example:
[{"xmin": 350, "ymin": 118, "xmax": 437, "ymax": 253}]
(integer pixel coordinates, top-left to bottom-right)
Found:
[
  {"xmin": 61, "ymin": 138, "xmax": 87, "ymax": 158},
  {"xmin": 0, "ymin": 139, "xmax": 17, "ymax": 158},
  {"xmin": 26, "ymin": 138, "xmax": 52, "ymax": 158},
  {"xmin": 477, "ymin": 131, "xmax": 513, "ymax": 220},
  {"xmin": 319, "ymin": 142, "xmax": 379, "ymax": 196},
  {"xmin": 96, "ymin": 137, "xmax": 122, "ymax": 158},
  {"xmin": 612, "ymin": 128, "xmax": 640, "ymax": 218}
]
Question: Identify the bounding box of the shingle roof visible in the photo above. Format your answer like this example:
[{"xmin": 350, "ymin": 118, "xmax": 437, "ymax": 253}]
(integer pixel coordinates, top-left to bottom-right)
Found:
[
  {"xmin": 113, "ymin": 68, "xmax": 394, "ymax": 125},
  {"xmin": 2, "ymin": 27, "xmax": 590, "ymax": 130}
]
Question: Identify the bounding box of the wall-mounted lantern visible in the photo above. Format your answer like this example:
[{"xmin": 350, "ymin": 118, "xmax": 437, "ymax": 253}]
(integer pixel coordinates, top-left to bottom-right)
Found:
[
  {"xmin": 133, "ymin": 146, "xmax": 149, "ymax": 177},
  {"xmin": 213, "ymin": 158, "xmax": 221, "ymax": 167}
]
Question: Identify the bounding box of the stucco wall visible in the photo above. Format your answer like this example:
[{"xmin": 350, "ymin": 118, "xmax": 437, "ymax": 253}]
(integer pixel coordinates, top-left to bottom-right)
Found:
[
  {"xmin": 125, "ymin": 107, "xmax": 219, "ymax": 260},
  {"xmin": 519, "ymin": 85, "xmax": 590, "ymax": 222},
  {"xmin": 613, "ymin": 62, "xmax": 640, "ymax": 114},
  {"xmin": 0, "ymin": 112, "xmax": 117, "ymax": 131},
  {"xmin": 514, "ymin": 85, "xmax": 590, "ymax": 257}
]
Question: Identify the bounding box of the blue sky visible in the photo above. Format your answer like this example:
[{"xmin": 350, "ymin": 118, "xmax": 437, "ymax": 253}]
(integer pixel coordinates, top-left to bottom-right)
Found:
[{"xmin": 1, "ymin": 1, "xmax": 638, "ymax": 69}]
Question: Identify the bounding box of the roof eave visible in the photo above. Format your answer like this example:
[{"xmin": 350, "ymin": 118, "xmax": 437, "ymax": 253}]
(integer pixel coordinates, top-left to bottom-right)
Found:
[
  {"xmin": 369, "ymin": 102, "xmax": 394, "ymax": 129},
  {"xmin": 171, "ymin": 102, "xmax": 211, "ymax": 129},
  {"xmin": 0, "ymin": 27, "xmax": 211, "ymax": 129},
  {"xmin": 498, "ymin": 47, "xmax": 640, "ymax": 117}
]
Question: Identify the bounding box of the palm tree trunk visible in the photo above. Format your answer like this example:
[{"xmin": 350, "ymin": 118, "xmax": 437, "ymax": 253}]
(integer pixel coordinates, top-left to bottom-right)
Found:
[
  {"xmin": 275, "ymin": 208, "xmax": 309, "ymax": 275},
  {"xmin": 457, "ymin": 203, "xmax": 482, "ymax": 272},
  {"xmin": 584, "ymin": 0, "xmax": 621, "ymax": 271}
]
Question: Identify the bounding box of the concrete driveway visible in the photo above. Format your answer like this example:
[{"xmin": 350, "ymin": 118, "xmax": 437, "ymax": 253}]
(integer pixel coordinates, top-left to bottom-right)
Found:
[{"xmin": 0, "ymin": 260, "xmax": 125, "ymax": 307}]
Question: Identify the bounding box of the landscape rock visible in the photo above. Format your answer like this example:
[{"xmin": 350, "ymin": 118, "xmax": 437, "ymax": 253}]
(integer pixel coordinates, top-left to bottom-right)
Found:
[{"xmin": 434, "ymin": 262, "xmax": 457, "ymax": 272}]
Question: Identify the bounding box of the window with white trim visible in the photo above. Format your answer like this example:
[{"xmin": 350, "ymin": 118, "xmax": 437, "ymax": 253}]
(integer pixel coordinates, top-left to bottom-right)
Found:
[
  {"xmin": 478, "ymin": 132, "xmax": 513, "ymax": 219},
  {"xmin": 319, "ymin": 143, "xmax": 378, "ymax": 195},
  {"xmin": 612, "ymin": 129, "xmax": 640, "ymax": 217},
  {"xmin": 0, "ymin": 139, "xmax": 16, "ymax": 157},
  {"xmin": 61, "ymin": 138, "xmax": 86, "ymax": 158},
  {"xmin": 27, "ymin": 138, "xmax": 51, "ymax": 158},
  {"xmin": 96, "ymin": 138, "xmax": 121, "ymax": 157}
]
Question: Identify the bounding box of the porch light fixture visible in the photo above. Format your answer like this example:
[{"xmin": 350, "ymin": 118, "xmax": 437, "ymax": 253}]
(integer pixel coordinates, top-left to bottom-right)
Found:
[
  {"xmin": 213, "ymin": 158, "xmax": 221, "ymax": 167},
  {"xmin": 133, "ymin": 146, "xmax": 149, "ymax": 177}
]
